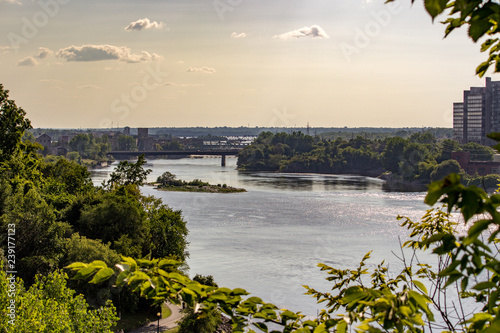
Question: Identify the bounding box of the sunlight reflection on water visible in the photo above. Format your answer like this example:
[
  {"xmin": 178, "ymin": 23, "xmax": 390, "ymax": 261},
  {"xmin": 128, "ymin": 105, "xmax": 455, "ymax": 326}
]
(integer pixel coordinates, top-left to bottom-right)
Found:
[{"xmin": 92, "ymin": 157, "xmax": 436, "ymax": 315}]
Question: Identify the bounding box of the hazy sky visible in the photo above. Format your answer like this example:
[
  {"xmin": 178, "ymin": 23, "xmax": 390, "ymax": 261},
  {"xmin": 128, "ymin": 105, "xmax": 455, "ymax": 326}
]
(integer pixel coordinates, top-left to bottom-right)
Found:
[{"xmin": 0, "ymin": 0, "xmax": 494, "ymax": 128}]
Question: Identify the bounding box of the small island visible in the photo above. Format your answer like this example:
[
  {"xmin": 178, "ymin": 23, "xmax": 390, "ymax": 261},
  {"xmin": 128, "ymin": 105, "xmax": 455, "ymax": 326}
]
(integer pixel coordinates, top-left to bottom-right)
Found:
[{"xmin": 153, "ymin": 171, "xmax": 246, "ymax": 193}]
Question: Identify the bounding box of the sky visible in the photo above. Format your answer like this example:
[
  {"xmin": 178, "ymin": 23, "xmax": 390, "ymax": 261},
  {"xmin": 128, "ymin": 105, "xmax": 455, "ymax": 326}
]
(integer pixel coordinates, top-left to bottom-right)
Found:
[{"xmin": 0, "ymin": 0, "xmax": 495, "ymax": 129}]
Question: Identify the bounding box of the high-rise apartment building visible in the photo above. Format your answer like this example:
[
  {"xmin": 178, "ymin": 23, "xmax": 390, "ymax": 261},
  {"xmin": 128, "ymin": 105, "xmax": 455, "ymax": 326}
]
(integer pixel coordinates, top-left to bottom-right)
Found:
[{"xmin": 453, "ymin": 77, "xmax": 500, "ymax": 146}]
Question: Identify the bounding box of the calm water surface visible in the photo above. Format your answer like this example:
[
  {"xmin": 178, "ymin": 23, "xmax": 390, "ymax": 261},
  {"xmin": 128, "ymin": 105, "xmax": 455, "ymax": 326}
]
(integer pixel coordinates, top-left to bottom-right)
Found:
[{"xmin": 91, "ymin": 157, "xmax": 429, "ymax": 316}]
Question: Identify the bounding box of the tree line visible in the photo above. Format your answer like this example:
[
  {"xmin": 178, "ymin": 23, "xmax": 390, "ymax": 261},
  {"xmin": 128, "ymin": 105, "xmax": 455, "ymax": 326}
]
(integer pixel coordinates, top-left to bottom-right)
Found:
[{"xmin": 237, "ymin": 131, "xmax": 498, "ymax": 187}]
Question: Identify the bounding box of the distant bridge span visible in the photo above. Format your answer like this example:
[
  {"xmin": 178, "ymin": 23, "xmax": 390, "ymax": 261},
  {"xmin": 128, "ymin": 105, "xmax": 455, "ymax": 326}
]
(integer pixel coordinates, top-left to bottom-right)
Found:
[{"xmin": 106, "ymin": 149, "xmax": 242, "ymax": 166}]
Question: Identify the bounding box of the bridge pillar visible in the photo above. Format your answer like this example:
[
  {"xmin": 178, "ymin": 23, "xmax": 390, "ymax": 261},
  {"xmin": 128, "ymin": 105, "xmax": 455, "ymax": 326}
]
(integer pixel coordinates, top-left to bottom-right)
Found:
[{"xmin": 221, "ymin": 154, "xmax": 226, "ymax": 167}]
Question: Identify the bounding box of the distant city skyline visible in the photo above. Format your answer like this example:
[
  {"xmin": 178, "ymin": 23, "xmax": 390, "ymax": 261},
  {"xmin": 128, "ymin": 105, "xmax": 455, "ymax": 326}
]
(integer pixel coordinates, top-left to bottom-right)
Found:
[{"xmin": 0, "ymin": 0, "xmax": 496, "ymax": 128}]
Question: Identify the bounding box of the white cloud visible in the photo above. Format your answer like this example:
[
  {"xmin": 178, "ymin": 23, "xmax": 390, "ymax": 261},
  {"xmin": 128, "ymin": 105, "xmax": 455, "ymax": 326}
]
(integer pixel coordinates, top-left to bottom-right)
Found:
[
  {"xmin": 186, "ymin": 66, "xmax": 216, "ymax": 74},
  {"xmin": 231, "ymin": 32, "xmax": 247, "ymax": 39},
  {"xmin": 1, "ymin": 0, "xmax": 22, "ymax": 5},
  {"xmin": 125, "ymin": 18, "xmax": 165, "ymax": 31},
  {"xmin": 35, "ymin": 47, "xmax": 53, "ymax": 59},
  {"xmin": 18, "ymin": 56, "xmax": 38, "ymax": 66},
  {"xmin": 162, "ymin": 82, "xmax": 205, "ymax": 87},
  {"xmin": 274, "ymin": 25, "xmax": 329, "ymax": 40},
  {"xmin": 56, "ymin": 44, "xmax": 163, "ymax": 63}
]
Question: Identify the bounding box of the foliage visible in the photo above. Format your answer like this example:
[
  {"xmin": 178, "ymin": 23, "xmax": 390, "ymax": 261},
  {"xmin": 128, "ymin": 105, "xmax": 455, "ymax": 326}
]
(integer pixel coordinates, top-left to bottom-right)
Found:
[
  {"xmin": 0, "ymin": 269, "xmax": 118, "ymax": 332},
  {"xmin": 238, "ymin": 131, "xmax": 490, "ymax": 183},
  {"xmin": 156, "ymin": 171, "xmax": 245, "ymax": 193},
  {"xmin": 430, "ymin": 159, "xmax": 461, "ymax": 182},
  {"xmin": 145, "ymin": 197, "xmax": 189, "ymax": 261},
  {"xmin": 0, "ymin": 84, "xmax": 192, "ymax": 330},
  {"xmin": 178, "ymin": 274, "xmax": 222, "ymax": 333},
  {"xmin": 69, "ymin": 133, "xmax": 110, "ymax": 160},
  {"xmin": 103, "ymin": 154, "xmax": 152, "ymax": 189},
  {"xmin": 462, "ymin": 142, "xmax": 495, "ymax": 161},
  {"xmin": 0, "ymin": 84, "xmax": 31, "ymax": 161},
  {"xmin": 117, "ymin": 134, "xmax": 137, "ymax": 151},
  {"xmin": 0, "ymin": 187, "xmax": 71, "ymax": 284}
]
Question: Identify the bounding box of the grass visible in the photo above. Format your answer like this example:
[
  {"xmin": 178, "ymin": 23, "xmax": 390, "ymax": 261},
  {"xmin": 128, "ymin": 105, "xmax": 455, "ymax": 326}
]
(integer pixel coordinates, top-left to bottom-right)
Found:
[
  {"xmin": 162, "ymin": 303, "xmax": 172, "ymax": 318},
  {"xmin": 162, "ymin": 328, "xmax": 179, "ymax": 333}
]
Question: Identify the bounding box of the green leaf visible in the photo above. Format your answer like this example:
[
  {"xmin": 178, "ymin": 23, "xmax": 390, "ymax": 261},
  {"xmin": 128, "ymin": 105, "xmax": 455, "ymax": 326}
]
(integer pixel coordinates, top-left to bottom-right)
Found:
[
  {"xmin": 473, "ymin": 281, "xmax": 496, "ymax": 290},
  {"xmin": 89, "ymin": 267, "xmax": 115, "ymax": 284},
  {"xmin": 337, "ymin": 320, "xmax": 347, "ymax": 333},
  {"xmin": 469, "ymin": 19, "xmax": 492, "ymax": 42},
  {"xmin": 408, "ymin": 290, "xmax": 430, "ymax": 310},
  {"xmin": 73, "ymin": 265, "xmax": 99, "ymax": 280},
  {"xmin": 65, "ymin": 262, "xmax": 88, "ymax": 270},
  {"xmin": 231, "ymin": 288, "xmax": 249, "ymax": 296},
  {"xmin": 252, "ymin": 322, "xmax": 268, "ymax": 332},
  {"xmin": 477, "ymin": 61, "xmax": 492, "ymax": 77},
  {"xmin": 424, "ymin": 0, "xmax": 449, "ymax": 19},
  {"xmin": 466, "ymin": 219, "xmax": 491, "ymax": 244},
  {"xmin": 413, "ymin": 280, "xmax": 428, "ymax": 294}
]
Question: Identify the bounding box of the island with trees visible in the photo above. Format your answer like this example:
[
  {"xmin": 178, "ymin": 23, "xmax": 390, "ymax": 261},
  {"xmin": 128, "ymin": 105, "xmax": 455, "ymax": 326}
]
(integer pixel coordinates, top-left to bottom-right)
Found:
[{"xmin": 153, "ymin": 171, "xmax": 246, "ymax": 193}]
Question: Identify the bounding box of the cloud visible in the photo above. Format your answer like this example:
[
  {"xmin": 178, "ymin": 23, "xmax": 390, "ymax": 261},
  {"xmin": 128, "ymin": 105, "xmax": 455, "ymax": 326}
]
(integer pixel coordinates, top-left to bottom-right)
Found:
[
  {"xmin": 162, "ymin": 82, "xmax": 205, "ymax": 87},
  {"xmin": 186, "ymin": 66, "xmax": 216, "ymax": 74},
  {"xmin": 1, "ymin": 0, "xmax": 22, "ymax": 5},
  {"xmin": 125, "ymin": 18, "xmax": 165, "ymax": 31},
  {"xmin": 0, "ymin": 46, "xmax": 13, "ymax": 54},
  {"xmin": 274, "ymin": 25, "xmax": 329, "ymax": 40},
  {"xmin": 56, "ymin": 44, "xmax": 163, "ymax": 63},
  {"xmin": 35, "ymin": 47, "xmax": 53, "ymax": 59},
  {"xmin": 18, "ymin": 56, "xmax": 38, "ymax": 66},
  {"xmin": 79, "ymin": 84, "xmax": 102, "ymax": 90},
  {"xmin": 231, "ymin": 32, "xmax": 247, "ymax": 39}
]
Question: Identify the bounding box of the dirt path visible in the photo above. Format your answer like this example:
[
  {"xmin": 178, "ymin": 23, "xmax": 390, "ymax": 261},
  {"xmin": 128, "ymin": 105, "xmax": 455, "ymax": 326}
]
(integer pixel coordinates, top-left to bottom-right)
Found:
[{"xmin": 128, "ymin": 303, "xmax": 184, "ymax": 333}]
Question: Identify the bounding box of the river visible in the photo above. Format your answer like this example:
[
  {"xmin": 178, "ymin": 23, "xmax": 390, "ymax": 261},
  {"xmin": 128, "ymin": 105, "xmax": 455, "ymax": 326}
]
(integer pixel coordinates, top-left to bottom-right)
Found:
[{"xmin": 91, "ymin": 156, "xmax": 430, "ymax": 316}]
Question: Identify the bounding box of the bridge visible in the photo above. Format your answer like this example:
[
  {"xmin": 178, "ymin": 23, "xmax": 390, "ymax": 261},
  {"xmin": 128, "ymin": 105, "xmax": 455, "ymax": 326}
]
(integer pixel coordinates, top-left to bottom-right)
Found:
[{"xmin": 106, "ymin": 149, "xmax": 242, "ymax": 166}]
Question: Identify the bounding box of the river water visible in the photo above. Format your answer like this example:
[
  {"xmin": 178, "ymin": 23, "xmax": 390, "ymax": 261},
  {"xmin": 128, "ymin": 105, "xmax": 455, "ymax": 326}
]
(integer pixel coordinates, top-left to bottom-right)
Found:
[{"xmin": 91, "ymin": 157, "xmax": 430, "ymax": 316}]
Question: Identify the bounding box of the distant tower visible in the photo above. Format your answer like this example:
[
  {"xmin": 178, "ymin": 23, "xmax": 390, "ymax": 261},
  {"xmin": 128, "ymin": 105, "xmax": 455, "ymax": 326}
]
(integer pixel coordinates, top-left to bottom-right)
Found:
[
  {"xmin": 306, "ymin": 122, "xmax": 310, "ymax": 136},
  {"xmin": 124, "ymin": 126, "xmax": 131, "ymax": 135}
]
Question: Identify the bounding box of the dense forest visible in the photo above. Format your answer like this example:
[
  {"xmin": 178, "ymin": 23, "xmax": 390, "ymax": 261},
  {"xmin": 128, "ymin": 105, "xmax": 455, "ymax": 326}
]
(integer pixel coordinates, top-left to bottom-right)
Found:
[{"xmin": 237, "ymin": 131, "xmax": 499, "ymax": 188}]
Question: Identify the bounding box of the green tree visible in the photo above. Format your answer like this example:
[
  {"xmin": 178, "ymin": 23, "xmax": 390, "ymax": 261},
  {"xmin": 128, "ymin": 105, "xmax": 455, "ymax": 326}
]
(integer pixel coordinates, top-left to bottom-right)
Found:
[
  {"xmin": 117, "ymin": 134, "xmax": 137, "ymax": 151},
  {"xmin": 69, "ymin": 133, "xmax": 93, "ymax": 158},
  {"xmin": 0, "ymin": 84, "xmax": 31, "ymax": 161},
  {"xmin": 75, "ymin": 192, "xmax": 147, "ymax": 257},
  {"xmin": 381, "ymin": 136, "xmax": 406, "ymax": 173},
  {"xmin": 146, "ymin": 197, "xmax": 189, "ymax": 261},
  {"xmin": 1, "ymin": 188, "xmax": 70, "ymax": 284},
  {"xmin": 430, "ymin": 159, "xmax": 462, "ymax": 182},
  {"xmin": 462, "ymin": 142, "xmax": 495, "ymax": 161},
  {"xmin": 104, "ymin": 154, "xmax": 151, "ymax": 189},
  {"xmin": 0, "ymin": 269, "xmax": 118, "ymax": 332}
]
